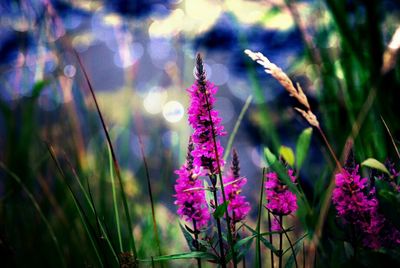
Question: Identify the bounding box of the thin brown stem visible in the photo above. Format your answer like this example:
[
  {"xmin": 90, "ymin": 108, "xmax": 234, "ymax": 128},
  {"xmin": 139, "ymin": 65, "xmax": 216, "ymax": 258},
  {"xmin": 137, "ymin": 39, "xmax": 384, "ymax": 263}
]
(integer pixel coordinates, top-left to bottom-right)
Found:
[{"xmin": 317, "ymin": 127, "xmax": 342, "ymax": 170}]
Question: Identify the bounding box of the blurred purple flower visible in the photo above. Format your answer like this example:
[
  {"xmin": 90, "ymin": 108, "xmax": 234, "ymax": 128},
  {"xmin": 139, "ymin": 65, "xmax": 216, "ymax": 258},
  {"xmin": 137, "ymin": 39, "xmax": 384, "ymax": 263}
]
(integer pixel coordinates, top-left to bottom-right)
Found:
[
  {"xmin": 332, "ymin": 165, "xmax": 400, "ymax": 249},
  {"xmin": 187, "ymin": 54, "xmax": 226, "ymax": 175},
  {"xmin": 174, "ymin": 138, "xmax": 210, "ymax": 228}
]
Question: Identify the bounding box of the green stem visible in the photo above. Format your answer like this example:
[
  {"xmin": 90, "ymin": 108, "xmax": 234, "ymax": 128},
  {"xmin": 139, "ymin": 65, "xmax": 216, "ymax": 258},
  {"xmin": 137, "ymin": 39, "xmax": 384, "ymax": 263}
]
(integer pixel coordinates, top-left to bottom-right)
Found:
[
  {"xmin": 211, "ymin": 179, "xmax": 226, "ymax": 268},
  {"xmin": 268, "ymin": 211, "xmax": 274, "ymax": 268},
  {"xmin": 256, "ymin": 168, "xmax": 266, "ymax": 268},
  {"xmin": 193, "ymin": 220, "xmax": 202, "ymax": 268}
]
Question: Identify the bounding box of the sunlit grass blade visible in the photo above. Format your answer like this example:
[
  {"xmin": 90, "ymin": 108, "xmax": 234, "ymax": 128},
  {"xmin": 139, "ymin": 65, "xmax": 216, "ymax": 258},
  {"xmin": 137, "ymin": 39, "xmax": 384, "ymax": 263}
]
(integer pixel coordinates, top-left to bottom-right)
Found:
[
  {"xmin": 223, "ymin": 95, "xmax": 253, "ymax": 161},
  {"xmin": 74, "ymin": 51, "xmax": 137, "ymax": 258},
  {"xmin": 0, "ymin": 162, "xmax": 67, "ymax": 268}
]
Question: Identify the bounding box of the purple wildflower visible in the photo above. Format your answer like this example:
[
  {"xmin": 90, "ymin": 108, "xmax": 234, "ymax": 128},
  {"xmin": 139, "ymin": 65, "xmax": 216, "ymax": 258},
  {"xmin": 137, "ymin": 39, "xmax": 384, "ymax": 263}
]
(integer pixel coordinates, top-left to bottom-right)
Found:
[
  {"xmin": 222, "ymin": 149, "xmax": 251, "ymax": 223},
  {"xmin": 332, "ymin": 165, "xmax": 400, "ymax": 249},
  {"xmin": 174, "ymin": 138, "xmax": 210, "ymax": 228},
  {"xmin": 187, "ymin": 54, "xmax": 226, "ymax": 175},
  {"xmin": 265, "ymin": 169, "xmax": 298, "ymax": 231},
  {"xmin": 265, "ymin": 169, "xmax": 298, "ymax": 215}
]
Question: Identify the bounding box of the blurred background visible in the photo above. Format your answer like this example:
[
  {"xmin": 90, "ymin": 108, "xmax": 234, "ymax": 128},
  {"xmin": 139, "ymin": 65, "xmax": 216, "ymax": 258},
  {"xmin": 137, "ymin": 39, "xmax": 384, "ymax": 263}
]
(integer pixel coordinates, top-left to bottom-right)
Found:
[{"xmin": 1, "ymin": 0, "xmax": 400, "ymax": 267}]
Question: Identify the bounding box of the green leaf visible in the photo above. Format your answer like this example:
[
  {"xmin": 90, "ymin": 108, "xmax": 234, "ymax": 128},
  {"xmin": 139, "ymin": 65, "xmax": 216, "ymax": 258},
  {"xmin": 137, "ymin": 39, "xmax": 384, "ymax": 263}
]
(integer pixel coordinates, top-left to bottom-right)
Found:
[
  {"xmin": 284, "ymin": 239, "xmax": 302, "ymax": 268},
  {"xmin": 295, "ymin": 127, "xmax": 312, "ymax": 171},
  {"xmin": 179, "ymin": 222, "xmax": 196, "ymax": 251},
  {"xmin": 361, "ymin": 158, "xmax": 390, "ymax": 175},
  {"xmin": 233, "ymin": 235, "xmax": 255, "ymax": 263},
  {"xmin": 138, "ymin": 252, "xmax": 219, "ymax": 262},
  {"xmin": 234, "ymin": 234, "xmax": 257, "ymax": 251},
  {"xmin": 213, "ymin": 201, "xmax": 229, "ymax": 219},
  {"xmin": 279, "ymin": 146, "xmax": 295, "ymax": 167},
  {"xmin": 244, "ymin": 223, "xmax": 278, "ymax": 254}
]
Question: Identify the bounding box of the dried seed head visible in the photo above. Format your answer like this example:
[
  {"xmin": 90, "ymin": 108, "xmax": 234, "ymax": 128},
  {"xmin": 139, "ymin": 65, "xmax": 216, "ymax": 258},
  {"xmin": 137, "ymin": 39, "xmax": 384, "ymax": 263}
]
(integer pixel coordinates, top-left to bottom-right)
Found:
[
  {"xmin": 294, "ymin": 108, "xmax": 320, "ymax": 128},
  {"xmin": 245, "ymin": 49, "xmax": 319, "ymax": 128}
]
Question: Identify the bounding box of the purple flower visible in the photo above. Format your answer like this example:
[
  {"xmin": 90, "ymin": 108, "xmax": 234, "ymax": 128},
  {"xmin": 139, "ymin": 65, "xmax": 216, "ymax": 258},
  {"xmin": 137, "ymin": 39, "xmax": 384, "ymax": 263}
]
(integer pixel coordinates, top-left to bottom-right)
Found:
[
  {"xmin": 174, "ymin": 138, "xmax": 210, "ymax": 228},
  {"xmin": 332, "ymin": 165, "xmax": 400, "ymax": 249},
  {"xmin": 222, "ymin": 149, "xmax": 251, "ymax": 223},
  {"xmin": 265, "ymin": 169, "xmax": 298, "ymax": 216},
  {"xmin": 187, "ymin": 54, "xmax": 226, "ymax": 175}
]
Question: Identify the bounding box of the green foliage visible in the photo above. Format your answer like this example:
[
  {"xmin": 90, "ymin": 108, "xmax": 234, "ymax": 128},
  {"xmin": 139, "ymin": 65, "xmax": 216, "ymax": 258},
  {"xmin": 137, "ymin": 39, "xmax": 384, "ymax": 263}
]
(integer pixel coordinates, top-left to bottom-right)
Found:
[
  {"xmin": 213, "ymin": 201, "xmax": 229, "ymax": 219},
  {"xmin": 279, "ymin": 146, "xmax": 295, "ymax": 167},
  {"xmin": 295, "ymin": 128, "xmax": 312, "ymax": 172},
  {"xmin": 361, "ymin": 158, "xmax": 390, "ymax": 175}
]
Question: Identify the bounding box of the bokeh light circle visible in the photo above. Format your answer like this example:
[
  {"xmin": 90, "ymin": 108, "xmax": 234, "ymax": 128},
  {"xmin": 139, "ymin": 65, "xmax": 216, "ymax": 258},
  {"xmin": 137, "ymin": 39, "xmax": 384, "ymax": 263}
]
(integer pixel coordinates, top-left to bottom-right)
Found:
[{"xmin": 162, "ymin": 100, "xmax": 184, "ymax": 123}]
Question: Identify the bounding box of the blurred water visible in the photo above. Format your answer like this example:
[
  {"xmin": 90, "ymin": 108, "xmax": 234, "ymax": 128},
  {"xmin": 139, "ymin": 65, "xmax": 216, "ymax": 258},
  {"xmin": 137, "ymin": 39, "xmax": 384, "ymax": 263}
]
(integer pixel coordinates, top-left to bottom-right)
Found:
[{"xmin": 0, "ymin": 0, "xmax": 307, "ymax": 225}]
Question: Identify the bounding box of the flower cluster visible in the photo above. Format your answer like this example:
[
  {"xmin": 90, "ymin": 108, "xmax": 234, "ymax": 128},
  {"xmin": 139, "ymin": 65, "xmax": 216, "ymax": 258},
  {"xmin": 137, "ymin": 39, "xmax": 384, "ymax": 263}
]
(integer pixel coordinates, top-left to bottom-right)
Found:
[
  {"xmin": 187, "ymin": 54, "xmax": 226, "ymax": 176},
  {"xmin": 265, "ymin": 169, "xmax": 298, "ymax": 231},
  {"xmin": 265, "ymin": 169, "xmax": 298, "ymax": 215},
  {"xmin": 174, "ymin": 138, "xmax": 210, "ymax": 228},
  {"xmin": 222, "ymin": 150, "xmax": 251, "ymax": 223},
  {"xmin": 332, "ymin": 165, "xmax": 400, "ymax": 249}
]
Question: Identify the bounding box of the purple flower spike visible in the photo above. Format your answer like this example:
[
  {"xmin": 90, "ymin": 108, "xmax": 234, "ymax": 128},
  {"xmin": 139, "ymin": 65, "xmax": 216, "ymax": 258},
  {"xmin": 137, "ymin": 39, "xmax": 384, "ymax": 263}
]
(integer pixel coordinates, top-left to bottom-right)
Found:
[
  {"xmin": 187, "ymin": 54, "xmax": 226, "ymax": 175},
  {"xmin": 222, "ymin": 149, "xmax": 251, "ymax": 223},
  {"xmin": 265, "ymin": 169, "xmax": 298, "ymax": 216},
  {"xmin": 332, "ymin": 165, "xmax": 400, "ymax": 249},
  {"xmin": 174, "ymin": 138, "xmax": 210, "ymax": 228}
]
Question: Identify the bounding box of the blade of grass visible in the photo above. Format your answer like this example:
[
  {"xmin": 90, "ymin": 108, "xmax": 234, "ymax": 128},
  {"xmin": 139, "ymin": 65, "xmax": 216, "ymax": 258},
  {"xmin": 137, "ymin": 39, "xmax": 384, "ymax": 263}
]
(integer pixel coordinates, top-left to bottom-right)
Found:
[
  {"xmin": 55, "ymin": 146, "xmax": 119, "ymax": 263},
  {"xmin": 66, "ymin": 183, "xmax": 104, "ymax": 267},
  {"xmin": 255, "ymin": 167, "xmax": 266, "ymax": 267},
  {"xmin": 138, "ymin": 252, "xmax": 219, "ymax": 262},
  {"xmin": 138, "ymin": 135, "xmax": 163, "ymax": 258},
  {"xmin": 0, "ymin": 162, "xmax": 67, "ymax": 268},
  {"xmin": 74, "ymin": 50, "xmax": 137, "ymax": 259},
  {"xmin": 47, "ymin": 144, "xmax": 117, "ymax": 265},
  {"xmin": 223, "ymin": 95, "xmax": 253, "ymax": 161},
  {"xmin": 108, "ymin": 144, "xmax": 123, "ymax": 252}
]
